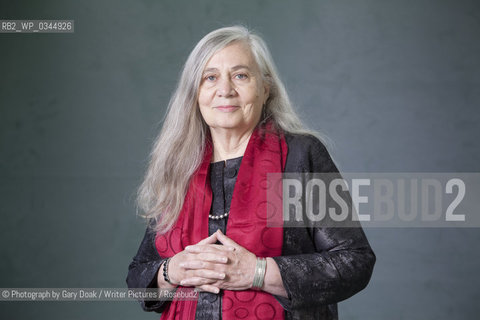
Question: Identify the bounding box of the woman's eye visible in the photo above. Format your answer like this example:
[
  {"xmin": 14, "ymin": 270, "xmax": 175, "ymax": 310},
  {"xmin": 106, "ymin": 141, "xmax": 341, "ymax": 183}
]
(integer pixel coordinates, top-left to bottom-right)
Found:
[
  {"xmin": 235, "ymin": 74, "xmax": 248, "ymax": 80},
  {"xmin": 205, "ymin": 75, "xmax": 216, "ymax": 81}
]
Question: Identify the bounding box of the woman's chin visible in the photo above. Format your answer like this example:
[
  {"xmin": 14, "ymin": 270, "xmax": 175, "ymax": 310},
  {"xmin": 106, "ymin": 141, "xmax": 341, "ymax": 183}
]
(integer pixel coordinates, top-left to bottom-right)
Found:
[{"xmin": 209, "ymin": 119, "xmax": 248, "ymax": 131}]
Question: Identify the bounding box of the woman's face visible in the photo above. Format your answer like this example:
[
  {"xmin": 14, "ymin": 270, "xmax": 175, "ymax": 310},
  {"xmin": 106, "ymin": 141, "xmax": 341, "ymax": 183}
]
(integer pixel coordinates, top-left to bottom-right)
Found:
[{"xmin": 197, "ymin": 41, "xmax": 269, "ymax": 134}]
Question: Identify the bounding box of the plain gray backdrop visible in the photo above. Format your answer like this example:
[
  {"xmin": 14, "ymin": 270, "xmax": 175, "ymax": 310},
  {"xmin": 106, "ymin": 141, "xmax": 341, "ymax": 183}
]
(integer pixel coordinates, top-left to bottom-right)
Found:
[{"xmin": 1, "ymin": 0, "xmax": 479, "ymax": 319}]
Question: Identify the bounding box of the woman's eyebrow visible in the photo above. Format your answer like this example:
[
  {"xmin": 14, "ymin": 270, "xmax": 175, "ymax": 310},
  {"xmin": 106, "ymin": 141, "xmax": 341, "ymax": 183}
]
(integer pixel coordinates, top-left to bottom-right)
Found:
[
  {"xmin": 203, "ymin": 65, "xmax": 251, "ymax": 74},
  {"xmin": 231, "ymin": 65, "xmax": 250, "ymax": 71},
  {"xmin": 203, "ymin": 68, "xmax": 218, "ymax": 74}
]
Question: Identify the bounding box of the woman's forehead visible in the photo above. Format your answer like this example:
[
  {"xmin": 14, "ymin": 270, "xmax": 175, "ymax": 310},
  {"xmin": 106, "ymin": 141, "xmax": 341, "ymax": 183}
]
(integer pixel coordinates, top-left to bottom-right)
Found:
[{"xmin": 204, "ymin": 42, "xmax": 257, "ymax": 71}]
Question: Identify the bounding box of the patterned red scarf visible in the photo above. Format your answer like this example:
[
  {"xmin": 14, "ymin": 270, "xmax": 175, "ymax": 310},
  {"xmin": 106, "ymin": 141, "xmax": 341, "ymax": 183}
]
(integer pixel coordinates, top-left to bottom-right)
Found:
[{"xmin": 155, "ymin": 124, "xmax": 287, "ymax": 319}]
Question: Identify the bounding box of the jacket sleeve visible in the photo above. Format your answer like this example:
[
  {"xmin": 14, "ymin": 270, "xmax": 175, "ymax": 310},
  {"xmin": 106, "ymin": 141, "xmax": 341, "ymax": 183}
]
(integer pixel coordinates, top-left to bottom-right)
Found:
[
  {"xmin": 272, "ymin": 134, "xmax": 376, "ymax": 310},
  {"xmin": 126, "ymin": 224, "xmax": 169, "ymax": 313}
]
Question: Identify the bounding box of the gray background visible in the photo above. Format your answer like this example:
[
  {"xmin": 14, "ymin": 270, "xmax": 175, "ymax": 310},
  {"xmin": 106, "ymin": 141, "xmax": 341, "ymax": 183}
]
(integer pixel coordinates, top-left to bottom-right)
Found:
[{"xmin": 1, "ymin": 0, "xmax": 479, "ymax": 319}]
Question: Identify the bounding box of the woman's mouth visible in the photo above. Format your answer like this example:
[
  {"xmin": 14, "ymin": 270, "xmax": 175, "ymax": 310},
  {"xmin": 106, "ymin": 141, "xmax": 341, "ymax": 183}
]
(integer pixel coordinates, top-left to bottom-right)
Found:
[{"xmin": 215, "ymin": 105, "xmax": 239, "ymax": 112}]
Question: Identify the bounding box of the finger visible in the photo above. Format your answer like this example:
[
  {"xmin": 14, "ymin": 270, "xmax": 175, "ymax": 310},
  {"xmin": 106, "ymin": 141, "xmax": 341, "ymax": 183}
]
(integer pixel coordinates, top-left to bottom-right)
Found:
[
  {"xmin": 196, "ymin": 284, "xmax": 220, "ymax": 294},
  {"xmin": 198, "ymin": 252, "xmax": 228, "ymax": 263},
  {"xmin": 179, "ymin": 260, "xmax": 206, "ymax": 269},
  {"xmin": 185, "ymin": 244, "xmax": 234, "ymax": 254},
  {"xmin": 215, "ymin": 230, "xmax": 241, "ymax": 249},
  {"xmin": 181, "ymin": 276, "xmax": 218, "ymax": 286},
  {"xmin": 183, "ymin": 268, "xmax": 226, "ymax": 280},
  {"xmin": 180, "ymin": 257, "xmax": 226, "ymax": 269},
  {"xmin": 199, "ymin": 269, "xmax": 226, "ymax": 280},
  {"xmin": 197, "ymin": 233, "xmax": 218, "ymax": 245}
]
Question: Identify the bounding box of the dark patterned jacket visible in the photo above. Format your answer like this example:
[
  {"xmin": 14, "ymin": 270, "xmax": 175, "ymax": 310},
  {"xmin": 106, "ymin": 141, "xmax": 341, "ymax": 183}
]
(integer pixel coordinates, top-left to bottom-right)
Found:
[{"xmin": 126, "ymin": 134, "xmax": 376, "ymax": 319}]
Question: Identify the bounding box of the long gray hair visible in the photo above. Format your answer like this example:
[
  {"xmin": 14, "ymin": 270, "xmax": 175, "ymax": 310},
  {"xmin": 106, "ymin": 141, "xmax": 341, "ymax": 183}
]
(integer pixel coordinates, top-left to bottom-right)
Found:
[{"xmin": 138, "ymin": 25, "xmax": 314, "ymax": 233}]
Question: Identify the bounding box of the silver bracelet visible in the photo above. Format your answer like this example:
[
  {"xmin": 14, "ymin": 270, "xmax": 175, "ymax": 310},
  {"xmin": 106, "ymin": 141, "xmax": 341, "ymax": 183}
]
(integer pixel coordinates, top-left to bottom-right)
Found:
[{"xmin": 252, "ymin": 257, "xmax": 267, "ymax": 290}]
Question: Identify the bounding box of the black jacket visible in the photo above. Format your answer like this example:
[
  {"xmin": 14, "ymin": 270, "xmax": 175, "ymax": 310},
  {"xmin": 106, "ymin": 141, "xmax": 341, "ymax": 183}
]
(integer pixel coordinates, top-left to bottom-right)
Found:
[{"xmin": 126, "ymin": 134, "xmax": 376, "ymax": 319}]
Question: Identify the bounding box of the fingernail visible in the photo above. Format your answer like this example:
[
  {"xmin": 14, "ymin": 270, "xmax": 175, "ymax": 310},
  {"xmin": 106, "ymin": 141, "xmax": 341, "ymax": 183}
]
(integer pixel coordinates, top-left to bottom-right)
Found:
[
  {"xmin": 228, "ymin": 247, "xmax": 235, "ymax": 251},
  {"xmin": 179, "ymin": 263, "xmax": 185, "ymax": 267},
  {"xmin": 219, "ymin": 273, "xmax": 225, "ymax": 279},
  {"xmin": 214, "ymin": 288, "xmax": 220, "ymax": 294},
  {"xmin": 219, "ymin": 257, "xmax": 227, "ymax": 263}
]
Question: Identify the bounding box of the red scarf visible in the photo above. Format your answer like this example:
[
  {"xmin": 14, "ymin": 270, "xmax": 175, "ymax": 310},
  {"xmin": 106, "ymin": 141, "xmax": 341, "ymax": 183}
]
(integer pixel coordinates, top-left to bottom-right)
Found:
[{"xmin": 155, "ymin": 124, "xmax": 287, "ymax": 319}]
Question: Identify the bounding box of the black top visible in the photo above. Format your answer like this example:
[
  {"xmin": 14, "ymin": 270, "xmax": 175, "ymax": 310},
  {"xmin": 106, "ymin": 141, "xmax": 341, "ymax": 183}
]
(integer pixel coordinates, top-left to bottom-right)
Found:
[
  {"xmin": 195, "ymin": 156, "xmax": 242, "ymax": 319},
  {"xmin": 126, "ymin": 133, "xmax": 376, "ymax": 319}
]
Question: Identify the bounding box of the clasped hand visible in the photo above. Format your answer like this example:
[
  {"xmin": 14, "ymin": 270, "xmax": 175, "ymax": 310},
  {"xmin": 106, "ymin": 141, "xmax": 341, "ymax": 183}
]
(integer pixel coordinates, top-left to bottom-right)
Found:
[{"xmin": 167, "ymin": 230, "xmax": 257, "ymax": 294}]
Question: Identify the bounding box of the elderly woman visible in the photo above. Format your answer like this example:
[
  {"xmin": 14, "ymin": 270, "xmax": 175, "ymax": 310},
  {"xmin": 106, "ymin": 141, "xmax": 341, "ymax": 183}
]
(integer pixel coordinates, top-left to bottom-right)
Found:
[{"xmin": 127, "ymin": 26, "xmax": 375, "ymax": 319}]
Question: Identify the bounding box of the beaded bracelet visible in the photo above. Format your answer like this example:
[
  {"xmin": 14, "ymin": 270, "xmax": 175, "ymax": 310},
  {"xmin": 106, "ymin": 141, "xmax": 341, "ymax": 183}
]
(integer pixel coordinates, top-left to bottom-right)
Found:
[{"xmin": 162, "ymin": 258, "xmax": 173, "ymax": 285}]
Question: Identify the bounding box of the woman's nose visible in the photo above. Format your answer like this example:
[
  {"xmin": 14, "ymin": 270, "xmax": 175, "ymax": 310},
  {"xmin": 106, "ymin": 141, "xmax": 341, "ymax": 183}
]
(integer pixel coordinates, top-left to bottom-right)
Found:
[{"xmin": 216, "ymin": 78, "xmax": 236, "ymax": 97}]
